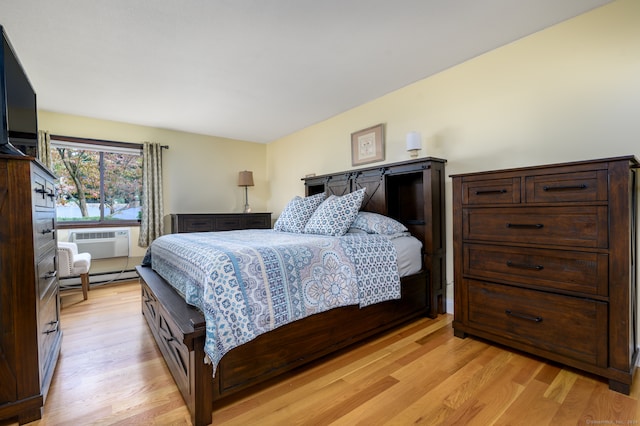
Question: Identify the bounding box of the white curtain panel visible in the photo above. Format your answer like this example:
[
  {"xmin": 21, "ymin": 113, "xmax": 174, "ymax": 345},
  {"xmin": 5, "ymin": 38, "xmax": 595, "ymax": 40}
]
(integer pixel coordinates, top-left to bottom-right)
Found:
[{"xmin": 138, "ymin": 142, "xmax": 164, "ymax": 247}]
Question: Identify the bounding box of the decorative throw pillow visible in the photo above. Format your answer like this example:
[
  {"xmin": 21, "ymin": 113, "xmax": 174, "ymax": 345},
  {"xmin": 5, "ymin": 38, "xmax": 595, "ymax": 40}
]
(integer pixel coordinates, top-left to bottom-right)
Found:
[
  {"xmin": 303, "ymin": 188, "xmax": 366, "ymax": 236},
  {"xmin": 273, "ymin": 193, "xmax": 326, "ymax": 233},
  {"xmin": 350, "ymin": 211, "xmax": 408, "ymax": 235}
]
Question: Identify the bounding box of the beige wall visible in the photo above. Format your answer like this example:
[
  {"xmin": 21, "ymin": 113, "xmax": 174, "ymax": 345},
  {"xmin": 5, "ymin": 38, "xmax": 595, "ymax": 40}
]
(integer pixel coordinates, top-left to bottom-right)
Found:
[
  {"xmin": 37, "ymin": 0, "xmax": 639, "ymax": 308},
  {"xmin": 266, "ymin": 0, "xmax": 640, "ymax": 311},
  {"xmin": 38, "ymin": 111, "xmax": 267, "ymax": 257}
]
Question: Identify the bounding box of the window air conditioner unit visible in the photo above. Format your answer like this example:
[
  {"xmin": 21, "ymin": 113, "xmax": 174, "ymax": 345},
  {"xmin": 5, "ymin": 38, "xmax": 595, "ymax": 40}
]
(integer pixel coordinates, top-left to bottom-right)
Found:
[{"xmin": 68, "ymin": 229, "xmax": 130, "ymax": 259}]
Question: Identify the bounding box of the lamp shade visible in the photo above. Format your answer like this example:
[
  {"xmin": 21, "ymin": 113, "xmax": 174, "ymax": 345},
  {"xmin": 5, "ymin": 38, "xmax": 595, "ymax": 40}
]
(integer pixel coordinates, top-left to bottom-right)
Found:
[
  {"xmin": 406, "ymin": 132, "xmax": 422, "ymax": 151},
  {"xmin": 238, "ymin": 170, "xmax": 254, "ymax": 187}
]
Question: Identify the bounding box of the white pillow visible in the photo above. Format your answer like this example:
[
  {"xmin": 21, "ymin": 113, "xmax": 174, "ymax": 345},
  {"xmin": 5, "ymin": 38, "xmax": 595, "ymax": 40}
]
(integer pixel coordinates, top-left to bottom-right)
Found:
[
  {"xmin": 274, "ymin": 193, "xmax": 326, "ymax": 233},
  {"xmin": 303, "ymin": 188, "xmax": 366, "ymax": 236}
]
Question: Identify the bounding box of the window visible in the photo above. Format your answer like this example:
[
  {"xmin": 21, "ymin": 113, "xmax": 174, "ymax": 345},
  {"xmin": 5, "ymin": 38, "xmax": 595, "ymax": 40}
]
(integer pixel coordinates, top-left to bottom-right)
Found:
[{"xmin": 50, "ymin": 137, "xmax": 142, "ymax": 226}]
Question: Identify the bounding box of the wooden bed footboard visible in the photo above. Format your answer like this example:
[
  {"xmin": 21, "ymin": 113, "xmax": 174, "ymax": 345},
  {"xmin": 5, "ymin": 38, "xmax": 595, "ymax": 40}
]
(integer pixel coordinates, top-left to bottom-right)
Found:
[{"xmin": 137, "ymin": 264, "xmax": 430, "ymax": 426}]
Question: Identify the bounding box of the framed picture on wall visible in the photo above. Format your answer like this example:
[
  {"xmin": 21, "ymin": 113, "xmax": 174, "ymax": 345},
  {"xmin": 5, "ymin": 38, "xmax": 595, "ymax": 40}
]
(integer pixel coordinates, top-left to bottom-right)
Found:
[{"xmin": 351, "ymin": 123, "xmax": 385, "ymax": 166}]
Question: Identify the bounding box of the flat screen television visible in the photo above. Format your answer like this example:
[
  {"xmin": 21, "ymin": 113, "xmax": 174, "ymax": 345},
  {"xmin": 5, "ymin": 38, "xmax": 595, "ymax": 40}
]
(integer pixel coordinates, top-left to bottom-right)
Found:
[{"xmin": 0, "ymin": 25, "xmax": 38, "ymax": 156}]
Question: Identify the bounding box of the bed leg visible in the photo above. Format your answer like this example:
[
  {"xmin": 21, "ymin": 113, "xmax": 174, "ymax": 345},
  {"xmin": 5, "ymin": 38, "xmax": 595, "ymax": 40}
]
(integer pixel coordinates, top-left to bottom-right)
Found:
[
  {"xmin": 191, "ymin": 337, "xmax": 214, "ymax": 426},
  {"xmin": 427, "ymin": 271, "xmax": 440, "ymax": 319}
]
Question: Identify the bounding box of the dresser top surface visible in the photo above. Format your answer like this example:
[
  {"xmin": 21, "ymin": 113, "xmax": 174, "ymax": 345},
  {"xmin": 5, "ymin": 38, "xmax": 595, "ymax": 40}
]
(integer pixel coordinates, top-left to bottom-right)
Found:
[
  {"xmin": 450, "ymin": 155, "xmax": 638, "ymax": 179},
  {"xmin": 171, "ymin": 212, "xmax": 271, "ymax": 216}
]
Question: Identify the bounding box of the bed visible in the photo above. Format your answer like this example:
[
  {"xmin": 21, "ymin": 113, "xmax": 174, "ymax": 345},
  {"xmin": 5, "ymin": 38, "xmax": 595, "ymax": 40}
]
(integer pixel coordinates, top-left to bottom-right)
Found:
[{"xmin": 136, "ymin": 157, "xmax": 446, "ymax": 426}]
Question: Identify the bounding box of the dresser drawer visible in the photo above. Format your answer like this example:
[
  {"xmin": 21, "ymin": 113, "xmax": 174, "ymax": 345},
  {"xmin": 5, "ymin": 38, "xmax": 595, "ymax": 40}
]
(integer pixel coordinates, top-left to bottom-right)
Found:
[
  {"xmin": 214, "ymin": 216, "xmax": 242, "ymax": 230},
  {"xmin": 465, "ymin": 279, "xmax": 608, "ymax": 366},
  {"xmin": 32, "ymin": 169, "xmax": 56, "ymax": 209},
  {"xmin": 38, "ymin": 285, "xmax": 60, "ymax": 372},
  {"xmin": 464, "ymin": 243, "xmax": 608, "ymax": 296},
  {"xmin": 34, "ymin": 210, "xmax": 56, "ymax": 258},
  {"xmin": 463, "ymin": 206, "xmax": 608, "ymax": 248},
  {"xmin": 462, "ymin": 178, "xmax": 521, "ymax": 205},
  {"xmin": 37, "ymin": 250, "xmax": 58, "ymax": 300},
  {"xmin": 179, "ymin": 216, "xmax": 215, "ymax": 232},
  {"xmin": 525, "ymin": 170, "xmax": 607, "ymax": 203},
  {"xmin": 242, "ymin": 214, "xmax": 271, "ymax": 229}
]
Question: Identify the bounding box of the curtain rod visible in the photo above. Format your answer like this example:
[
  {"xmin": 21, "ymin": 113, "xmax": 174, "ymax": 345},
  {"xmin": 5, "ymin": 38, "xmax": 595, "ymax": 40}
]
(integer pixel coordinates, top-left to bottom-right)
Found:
[
  {"xmin": 51, "ymin": 134, "xmax": 142, "ymax": 149},
  {"xmin": 50, "ymin": 134, "xmax": 169, "ymax": 150}
]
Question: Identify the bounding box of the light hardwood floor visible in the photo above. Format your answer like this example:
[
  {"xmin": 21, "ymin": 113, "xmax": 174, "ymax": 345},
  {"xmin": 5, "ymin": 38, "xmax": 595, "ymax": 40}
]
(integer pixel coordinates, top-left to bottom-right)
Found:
[{"xmin": 8, "ymin": 280, "xmax": 640, "ymax": 425}]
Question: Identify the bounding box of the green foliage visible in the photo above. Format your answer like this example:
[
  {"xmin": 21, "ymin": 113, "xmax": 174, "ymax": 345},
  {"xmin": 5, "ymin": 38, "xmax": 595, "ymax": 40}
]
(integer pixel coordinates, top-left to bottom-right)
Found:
[{"xmin": 51, "ymin": 145, "xmax": 142, "ymax": 222}]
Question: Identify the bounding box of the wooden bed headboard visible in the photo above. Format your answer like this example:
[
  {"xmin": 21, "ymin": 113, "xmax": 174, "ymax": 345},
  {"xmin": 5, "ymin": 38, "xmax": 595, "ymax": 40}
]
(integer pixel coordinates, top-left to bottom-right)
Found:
[{"xmin": 303, "ymin": 157, "xmax": 447, "ymax": 316}]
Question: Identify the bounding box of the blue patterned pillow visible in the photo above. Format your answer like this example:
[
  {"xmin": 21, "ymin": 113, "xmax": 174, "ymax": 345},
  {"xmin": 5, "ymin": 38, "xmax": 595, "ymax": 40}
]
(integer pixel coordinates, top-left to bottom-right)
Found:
[
  {"xmin": 304, "ymin": 188, "xmax": 366, "ymax": 236},
  {"xmin": 274, "ymin": 193, "xmax": 326, "ymax": 233},
  {"xmin": 350, "ymin": 211, "xmax": 408, "ymax": 235}
]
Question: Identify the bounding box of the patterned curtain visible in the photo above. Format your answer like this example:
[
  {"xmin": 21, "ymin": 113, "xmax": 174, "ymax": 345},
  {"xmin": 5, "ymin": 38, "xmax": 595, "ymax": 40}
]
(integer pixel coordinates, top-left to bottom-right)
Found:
[
  {"xmin": 37, "ymin": 130, "xmax": 52, "ymax": 168},
  {"xmin": 138, "ymin": 142, "xmax": 164, "ymax": 247}
]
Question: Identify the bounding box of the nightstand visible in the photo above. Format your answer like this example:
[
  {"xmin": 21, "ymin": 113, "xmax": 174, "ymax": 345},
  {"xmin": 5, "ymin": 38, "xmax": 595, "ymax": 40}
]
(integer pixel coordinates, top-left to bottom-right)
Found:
[{"xmin": 170, "ymin": 213, "xmax": 272, "ymax": 233}]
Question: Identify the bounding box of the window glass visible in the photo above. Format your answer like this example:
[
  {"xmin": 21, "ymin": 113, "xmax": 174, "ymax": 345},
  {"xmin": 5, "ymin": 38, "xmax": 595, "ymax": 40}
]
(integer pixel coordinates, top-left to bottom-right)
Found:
[{"xmin": 50, "ymin": 139, "xmax": 142, "ymax": 225}]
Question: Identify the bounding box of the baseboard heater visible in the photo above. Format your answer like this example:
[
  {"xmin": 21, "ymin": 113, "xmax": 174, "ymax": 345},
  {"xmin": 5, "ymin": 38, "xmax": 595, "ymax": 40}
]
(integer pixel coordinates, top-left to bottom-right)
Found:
[{"xmin": 59, "ymin": 269, "xmax": 138, "ymax": 289}]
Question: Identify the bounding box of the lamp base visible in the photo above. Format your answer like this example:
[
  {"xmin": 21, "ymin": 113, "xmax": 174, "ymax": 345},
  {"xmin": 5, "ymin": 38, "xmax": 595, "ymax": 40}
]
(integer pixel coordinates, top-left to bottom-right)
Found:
[{"xmin": 243, "ymin": 186, "xmax": 252, "ymax": 213}]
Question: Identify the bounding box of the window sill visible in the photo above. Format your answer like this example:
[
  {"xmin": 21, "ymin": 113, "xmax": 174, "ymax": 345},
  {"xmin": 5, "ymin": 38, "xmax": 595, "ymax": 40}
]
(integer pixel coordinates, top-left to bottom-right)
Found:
[{"xmin": 57, "ymin": 221, "xmax": 141, "ymax": 230}]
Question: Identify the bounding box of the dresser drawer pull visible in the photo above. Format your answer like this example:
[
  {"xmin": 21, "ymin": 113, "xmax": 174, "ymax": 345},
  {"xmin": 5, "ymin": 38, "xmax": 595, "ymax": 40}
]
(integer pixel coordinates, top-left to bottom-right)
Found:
[
  {"xmin": 506, "ymin": 261, "xmax": 544, "ymax": 271},
  {"xmin": 35, "ymin": 187, "xmax": 47, "ymax": 195},
  {"xmin": 543, "ymin": 184, "xmax": 587, "ymax": 192},
  {"xmin": 44, "ymin": 320, "xmax": 59, "ymax": 334},
  {"xmin": 505, "ymin": 310, "xmax": 543, "ymax": 323},
  {"xmin": 43, "ymin": 270, "xmax": 57, "ymax": 279},
  {"xmin": 41, "ymin": 228, "xmax": 54, "ymax": 234},
  {"xmin": 475, "ymin": 189, "xmax": 507, "ymax": 195},
  {"xmin": 47, "ymin": 190, "xmax": 56, "ymax": 199},
  {"xmin": 506, "ymin": 223, "xmax": 544, "ymax": 229}
]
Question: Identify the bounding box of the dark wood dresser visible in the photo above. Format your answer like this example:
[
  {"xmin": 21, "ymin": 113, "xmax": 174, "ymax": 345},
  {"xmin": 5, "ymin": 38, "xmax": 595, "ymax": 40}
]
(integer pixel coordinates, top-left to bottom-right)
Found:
[
  {"xmin": 170, "ymin": 213, "xmax": 272, "ymax": 233},
  {"xmin": 452, "ymin": 156, "xmax": 638, "ymax": 393},
  {"xmin": 0, "ymin": 155, "xmax": 62, "ymax": 424}
]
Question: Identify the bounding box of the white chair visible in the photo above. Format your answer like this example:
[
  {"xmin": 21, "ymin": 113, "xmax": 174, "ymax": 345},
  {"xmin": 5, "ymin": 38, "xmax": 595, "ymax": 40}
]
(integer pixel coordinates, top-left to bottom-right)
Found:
[{"xmin": 57, "ymin": 241, "xmax": 92, "ymax": 300}]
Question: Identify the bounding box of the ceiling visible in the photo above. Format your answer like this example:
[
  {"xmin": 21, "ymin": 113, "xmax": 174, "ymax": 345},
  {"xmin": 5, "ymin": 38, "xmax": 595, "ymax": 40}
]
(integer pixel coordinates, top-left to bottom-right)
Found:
[{"xmin": 1, "ymin": 0, "xmax": 612, "ymax": 143}]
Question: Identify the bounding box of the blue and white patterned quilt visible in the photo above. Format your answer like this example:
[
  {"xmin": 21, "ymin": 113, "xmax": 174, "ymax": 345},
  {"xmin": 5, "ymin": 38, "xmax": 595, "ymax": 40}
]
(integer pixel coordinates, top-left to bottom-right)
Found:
[{"xmin": 144, "ymin": 229, "xmax": 401, "ymax": 373}]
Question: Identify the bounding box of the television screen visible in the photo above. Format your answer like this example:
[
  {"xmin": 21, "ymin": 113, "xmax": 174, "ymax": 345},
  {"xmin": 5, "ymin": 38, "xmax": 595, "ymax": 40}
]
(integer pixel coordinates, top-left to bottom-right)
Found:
[{"xmin": 1, "ymin": 26, "xmax": 37, "ymax": 156}]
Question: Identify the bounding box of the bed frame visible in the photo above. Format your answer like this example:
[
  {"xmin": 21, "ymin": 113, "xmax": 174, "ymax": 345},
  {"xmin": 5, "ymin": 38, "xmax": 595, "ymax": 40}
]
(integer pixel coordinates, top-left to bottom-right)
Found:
[{"xmin": 137, "ymin": 157, "xmax": 446, "ymax": 425}]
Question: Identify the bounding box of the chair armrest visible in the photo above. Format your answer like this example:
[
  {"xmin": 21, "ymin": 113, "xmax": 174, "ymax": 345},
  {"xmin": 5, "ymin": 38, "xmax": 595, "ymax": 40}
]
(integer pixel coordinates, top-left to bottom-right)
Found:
[
  {"xmin": 57, "ymin": 244, "xmax": 74, "ymax": 277},
  {"xmin": 72, "ymin": 252, "xmax": 91, "ymax": 274},
  {"xmin": 58, "ymin": 241, "xmax": 79, "ymax": 255}
]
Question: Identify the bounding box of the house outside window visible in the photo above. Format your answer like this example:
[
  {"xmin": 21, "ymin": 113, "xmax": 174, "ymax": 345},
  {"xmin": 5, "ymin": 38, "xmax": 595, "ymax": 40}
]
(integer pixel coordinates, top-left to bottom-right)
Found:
[{"xmin": 50, "ymin": 137, "xmax": 142, "ymax": 227}]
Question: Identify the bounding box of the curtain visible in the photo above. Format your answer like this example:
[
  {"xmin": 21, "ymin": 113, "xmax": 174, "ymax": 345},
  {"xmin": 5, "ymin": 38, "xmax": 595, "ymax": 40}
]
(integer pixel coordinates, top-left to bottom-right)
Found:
[
  {"xmin": 138, "ymin": 142, "xmax": 164, "ymax": 247},
  {"xmin": 37, "ymin": 130, "xmax": 52, "ymax": 168}
]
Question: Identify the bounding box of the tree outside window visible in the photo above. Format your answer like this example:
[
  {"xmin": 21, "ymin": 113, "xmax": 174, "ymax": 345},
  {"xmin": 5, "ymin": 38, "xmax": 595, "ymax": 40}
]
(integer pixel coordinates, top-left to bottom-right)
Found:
[{"xmin": 50, "ymin": 139, "xmax": 142, "ymax": 225}]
